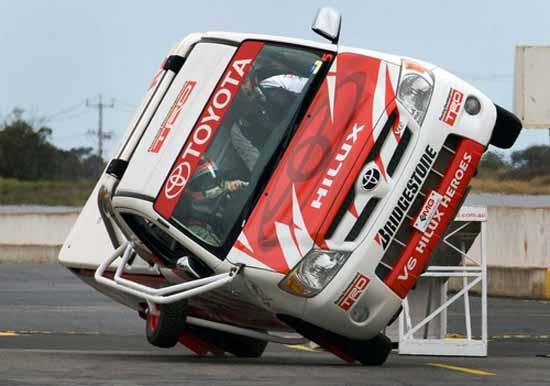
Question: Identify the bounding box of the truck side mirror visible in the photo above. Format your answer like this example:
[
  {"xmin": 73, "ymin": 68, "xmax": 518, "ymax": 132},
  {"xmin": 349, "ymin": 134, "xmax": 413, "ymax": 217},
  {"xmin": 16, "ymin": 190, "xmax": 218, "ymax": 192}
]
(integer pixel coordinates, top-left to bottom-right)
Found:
[{"xmin": 311, "ymin": 6, "xmax": 342, "ymax": 45}]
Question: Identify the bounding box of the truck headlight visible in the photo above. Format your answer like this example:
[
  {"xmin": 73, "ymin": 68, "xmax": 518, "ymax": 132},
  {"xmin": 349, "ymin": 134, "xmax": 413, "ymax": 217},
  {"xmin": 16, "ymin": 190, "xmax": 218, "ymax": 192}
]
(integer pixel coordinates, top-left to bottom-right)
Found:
[
  {"xmin": 279, "ymin": 249, "xmax": 350, "ymax": 297},
  {"xmin": 397, "ymin": 60, "xmax": 434, "ymax": 126}
]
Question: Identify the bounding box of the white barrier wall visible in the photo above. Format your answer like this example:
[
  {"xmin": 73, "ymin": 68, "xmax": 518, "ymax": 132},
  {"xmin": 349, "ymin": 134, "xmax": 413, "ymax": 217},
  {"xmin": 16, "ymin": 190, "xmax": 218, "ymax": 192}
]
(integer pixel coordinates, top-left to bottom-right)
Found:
[
  {"xmin": 486, "ymin": 206, "xmax": 550, "ymax": 268},
  {"xmin": 463, "ymin": 194, "xmax": 550, "ymax": 269},
  {"xmin": 0, "ymin": 207, "xmax": 79, "ymax": 246},
  {"xmin": 0, "ymin": 200, "xmax": 549, "ymax": 266}
]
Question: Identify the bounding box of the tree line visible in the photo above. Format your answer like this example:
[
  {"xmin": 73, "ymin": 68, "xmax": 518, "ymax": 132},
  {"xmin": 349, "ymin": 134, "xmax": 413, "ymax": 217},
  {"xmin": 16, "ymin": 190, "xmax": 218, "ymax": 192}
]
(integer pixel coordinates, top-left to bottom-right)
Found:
[
  {"xmin": 0, "ymin": 108, "xmax": 548, "ymax": 183},
  {"xmin": 0, "ymin": 109, "xmax": 105, "ymax": 181},
  {"xmin": 479, "ymin": 144, "xmax": 550, "ymax": 180}
]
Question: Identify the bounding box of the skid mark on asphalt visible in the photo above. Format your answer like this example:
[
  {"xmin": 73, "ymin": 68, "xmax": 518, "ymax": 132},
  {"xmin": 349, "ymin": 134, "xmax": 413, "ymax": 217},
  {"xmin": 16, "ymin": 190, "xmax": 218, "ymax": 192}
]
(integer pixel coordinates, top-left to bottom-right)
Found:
[{"xmin": 428, "ymin": 363, "xmax": 495, "ymax": 376}]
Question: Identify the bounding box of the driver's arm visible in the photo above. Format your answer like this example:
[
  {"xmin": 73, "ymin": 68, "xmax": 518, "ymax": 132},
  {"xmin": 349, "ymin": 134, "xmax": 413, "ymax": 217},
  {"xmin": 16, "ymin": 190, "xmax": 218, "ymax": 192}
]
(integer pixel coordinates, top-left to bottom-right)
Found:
[{"xmin": 224, "ymin": 180, "xmax": 248, "ymax": 192}]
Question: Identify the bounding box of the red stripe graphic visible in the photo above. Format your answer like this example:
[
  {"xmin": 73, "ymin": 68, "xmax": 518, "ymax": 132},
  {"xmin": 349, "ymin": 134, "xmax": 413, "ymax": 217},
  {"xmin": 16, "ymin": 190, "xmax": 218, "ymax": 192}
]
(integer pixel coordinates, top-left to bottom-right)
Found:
[
  {"xmin": 238, "ymin": 53, "xmax": 383, "ymax": 272},
  {"xmin": 154, "ymin": 41, "xmax": 264, "ymax": 218},
  {"xmin": 383, "ymin": 66, "xmax": 402, "ymax": 142},
  {"xmin": 348, "ymin": 202, "xmax": 359, "ymax": 218},
  {"xmin": 384, "ymin": 66, "xmax": 396, "ymax": 115},
  {"xmin": 374, "ymin": 155, "xmax": 387, "ymax": 182}
]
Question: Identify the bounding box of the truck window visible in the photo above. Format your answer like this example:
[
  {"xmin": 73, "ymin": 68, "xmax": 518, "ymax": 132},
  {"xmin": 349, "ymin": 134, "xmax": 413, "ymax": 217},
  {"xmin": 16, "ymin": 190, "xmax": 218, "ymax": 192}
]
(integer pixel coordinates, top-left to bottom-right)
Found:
[{"xmin": 170, "ymin": 42, "xmax": 331, "ymax": 252}]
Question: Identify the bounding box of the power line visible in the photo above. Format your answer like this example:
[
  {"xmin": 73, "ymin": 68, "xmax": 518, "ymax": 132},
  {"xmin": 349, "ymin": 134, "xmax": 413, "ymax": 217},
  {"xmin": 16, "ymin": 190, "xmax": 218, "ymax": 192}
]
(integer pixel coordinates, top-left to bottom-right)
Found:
[
  {"xmin": 112, "ymin": 106, "xmax": 136, "ymax": 114},
  {"xmin": 48, "ymin": 109, "xmax": 92, "ymax": 123},
  {"xmin": 86, "ymin": 95, "xmax": 114, "ymax": 160},
  {"xmin": 115, "ymin": 99, "xmax": 139, "ymax": 110},
  {"xmin": 45, "ymin": 101, "xmax": 85, "ymax": 120}
]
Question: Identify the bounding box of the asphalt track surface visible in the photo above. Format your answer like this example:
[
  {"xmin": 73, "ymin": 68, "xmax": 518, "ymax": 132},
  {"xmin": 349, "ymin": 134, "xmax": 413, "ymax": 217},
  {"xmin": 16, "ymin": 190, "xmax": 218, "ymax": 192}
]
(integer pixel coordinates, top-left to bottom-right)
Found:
[{"xmin": 1, "ymin": 264, "xmax": 550, "ymax": 386}]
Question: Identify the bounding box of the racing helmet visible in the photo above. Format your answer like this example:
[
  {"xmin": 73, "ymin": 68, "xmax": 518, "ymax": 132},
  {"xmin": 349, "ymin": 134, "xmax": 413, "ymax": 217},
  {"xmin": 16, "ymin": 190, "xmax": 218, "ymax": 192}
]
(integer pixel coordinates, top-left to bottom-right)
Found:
[
  {"xmin": 187, "ymin": 158, "xmax": 225, "ymax": 202},
  {"xmin": 236, "ymin": 68, "xmax": 268, "ymax": 128}
]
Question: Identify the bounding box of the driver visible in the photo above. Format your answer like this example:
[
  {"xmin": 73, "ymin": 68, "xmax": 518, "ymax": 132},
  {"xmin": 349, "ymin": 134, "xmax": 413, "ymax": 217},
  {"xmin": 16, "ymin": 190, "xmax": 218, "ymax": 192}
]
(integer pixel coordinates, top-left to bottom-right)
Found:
[
  {"xmin": 230, "ymin": 70, "xmax": 308, "ymax": 173},
  {"xmin": 180, "ymin": 158, "xmax": 247, "ymax": 246}
]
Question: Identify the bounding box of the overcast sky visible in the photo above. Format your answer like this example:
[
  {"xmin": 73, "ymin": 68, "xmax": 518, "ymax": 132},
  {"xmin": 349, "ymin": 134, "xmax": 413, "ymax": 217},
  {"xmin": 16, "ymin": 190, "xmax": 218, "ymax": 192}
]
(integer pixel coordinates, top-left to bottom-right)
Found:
[{"xmin": 1, "ymin": 0, "xmax": 549, "ymax": 157}]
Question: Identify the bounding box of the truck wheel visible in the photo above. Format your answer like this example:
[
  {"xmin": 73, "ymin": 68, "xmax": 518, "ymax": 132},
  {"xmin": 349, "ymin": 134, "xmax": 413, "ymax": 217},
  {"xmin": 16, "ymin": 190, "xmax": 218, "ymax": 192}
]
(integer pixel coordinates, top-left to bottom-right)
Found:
[
  {"xmin": 190, "ymin": 325, "xmax": 268, "ymax": 358},
  {"xmin": 277, "ymin": 315, "xmax": 392, "ymax": 365},
  {"xmin": 353, "ymin": 333, "xmax": 392, "ymax": 366},
  {"xmin": 146, "ymin": 301, "xmax": 187, "ymax": 348},
  {"xmin": 219, "ymin": 332, "xmax": 268, "ymax": 358},
  {"xmin": 489, "ymin": 104, "xmax": 522, "ymax": 149}
]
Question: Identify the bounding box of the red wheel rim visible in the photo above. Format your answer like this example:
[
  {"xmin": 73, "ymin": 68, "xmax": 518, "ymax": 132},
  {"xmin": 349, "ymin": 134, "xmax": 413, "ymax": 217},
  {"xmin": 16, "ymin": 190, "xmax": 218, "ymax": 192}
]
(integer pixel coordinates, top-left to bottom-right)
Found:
[{"xmin": 148, "ymin": 313, "xmax": 158, "ymax": 332}]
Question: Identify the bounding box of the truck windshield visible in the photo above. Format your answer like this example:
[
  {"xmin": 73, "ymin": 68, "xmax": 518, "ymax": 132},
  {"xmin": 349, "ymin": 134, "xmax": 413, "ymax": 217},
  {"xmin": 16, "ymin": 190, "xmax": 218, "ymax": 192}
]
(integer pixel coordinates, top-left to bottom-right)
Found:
[{"xmin": 170, "ymin": 41, "xmax": 331, "ymax": 251}]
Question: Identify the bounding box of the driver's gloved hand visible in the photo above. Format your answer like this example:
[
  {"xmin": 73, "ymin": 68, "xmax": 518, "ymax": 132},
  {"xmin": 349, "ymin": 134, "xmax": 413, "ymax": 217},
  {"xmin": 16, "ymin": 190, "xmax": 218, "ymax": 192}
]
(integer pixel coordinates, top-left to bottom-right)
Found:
[{"xmin": 224, "ymin": 180, "xmax": 248, "ymax": 192}]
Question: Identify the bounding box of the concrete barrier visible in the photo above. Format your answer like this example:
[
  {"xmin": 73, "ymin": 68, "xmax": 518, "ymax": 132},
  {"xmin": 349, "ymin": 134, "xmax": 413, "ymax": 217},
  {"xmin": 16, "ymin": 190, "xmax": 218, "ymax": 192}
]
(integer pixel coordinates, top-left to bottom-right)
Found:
[
  {"xmin": 450, "ymin": 194, "xmax": 550, "ymax": 299},
  {"xmin": 449, "ymin": 267, "xmax": 550, "ymax": 300},
  {"xmin": 0, "ymin": 206, "xmax": 79, "ymax": 263},
  {"xmin": 1, "ymin": 194, "xmax": 549, "ymax": 299},
  {"xmin": 0, "ymin": 244, "xmax": 61, "ymax": 263}
]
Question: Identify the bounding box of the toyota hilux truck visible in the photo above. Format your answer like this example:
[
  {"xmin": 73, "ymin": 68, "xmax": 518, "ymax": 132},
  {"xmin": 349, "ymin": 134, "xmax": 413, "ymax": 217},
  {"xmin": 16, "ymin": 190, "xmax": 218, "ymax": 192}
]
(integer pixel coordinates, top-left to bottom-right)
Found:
[{"xmin": 58, "ymin": 7, "xmax": 522, "ymax": 365}]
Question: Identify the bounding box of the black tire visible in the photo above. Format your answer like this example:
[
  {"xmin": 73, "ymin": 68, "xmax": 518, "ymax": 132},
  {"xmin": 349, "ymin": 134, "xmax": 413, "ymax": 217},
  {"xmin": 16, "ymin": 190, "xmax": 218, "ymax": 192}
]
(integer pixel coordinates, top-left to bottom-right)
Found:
[
  {"xmin": 190, "ymin": 325, "xmax": 268, "ymax": 358},
  {"xmin": 352, "ymin": 333, "xmax": 392, "ymax": 366},
  {"xmin": 145, "ymin": 301, "xmax": 187, "ymax": 348},
  {"xmin": 277, "ymin": 315, "xmax": 392, "ymax": 366},
  {"xmin": 489, "ymin": 104, "xmax": 522, "ymax": 149}
]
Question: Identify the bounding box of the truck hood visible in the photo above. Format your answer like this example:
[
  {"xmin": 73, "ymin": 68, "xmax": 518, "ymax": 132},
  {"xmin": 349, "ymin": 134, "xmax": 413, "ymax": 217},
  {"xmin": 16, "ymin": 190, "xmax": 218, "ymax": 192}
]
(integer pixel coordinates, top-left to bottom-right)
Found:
[{"xmin": 229, "ymin": 53, "xmax": 401, "ymax": 273}]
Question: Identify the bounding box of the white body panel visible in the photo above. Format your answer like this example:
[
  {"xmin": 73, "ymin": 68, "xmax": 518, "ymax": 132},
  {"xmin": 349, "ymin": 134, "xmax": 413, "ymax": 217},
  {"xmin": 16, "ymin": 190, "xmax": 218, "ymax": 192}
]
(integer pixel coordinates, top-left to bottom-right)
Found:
[{"xmin": 118, "ymin": 43, "xmax": 237, "ymax": 198}]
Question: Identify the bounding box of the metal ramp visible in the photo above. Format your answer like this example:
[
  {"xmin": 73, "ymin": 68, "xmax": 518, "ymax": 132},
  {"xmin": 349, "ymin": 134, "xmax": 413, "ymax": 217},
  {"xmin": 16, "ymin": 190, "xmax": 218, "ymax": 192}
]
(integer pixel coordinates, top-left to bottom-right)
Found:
[{"xmin": 388, "ymin": 206, "xmax": 488, "ymax": 357}]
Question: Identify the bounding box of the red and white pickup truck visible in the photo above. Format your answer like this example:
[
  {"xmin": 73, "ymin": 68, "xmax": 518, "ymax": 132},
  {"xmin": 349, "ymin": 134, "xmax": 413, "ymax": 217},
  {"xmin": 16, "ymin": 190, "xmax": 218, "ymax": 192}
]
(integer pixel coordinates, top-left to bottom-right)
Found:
[{"xmin": 59, "ymin": 7, "xmax": 521, "ymax": 365}]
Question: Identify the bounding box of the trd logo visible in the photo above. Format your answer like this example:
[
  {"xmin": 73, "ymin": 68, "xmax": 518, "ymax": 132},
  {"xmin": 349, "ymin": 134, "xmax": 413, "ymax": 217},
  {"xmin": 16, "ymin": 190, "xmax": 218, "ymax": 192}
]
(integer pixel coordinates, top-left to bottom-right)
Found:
[
  {"xmin": 440, "ymin": 88, "xmax": 464, "ymax": 126},
  {"xmin": 149, "ymin": 81, "xmax": 196, "ymax": 153},
  {"xmin": 335, "ymin": 273, "xmax": 370, "ymax": 311}
]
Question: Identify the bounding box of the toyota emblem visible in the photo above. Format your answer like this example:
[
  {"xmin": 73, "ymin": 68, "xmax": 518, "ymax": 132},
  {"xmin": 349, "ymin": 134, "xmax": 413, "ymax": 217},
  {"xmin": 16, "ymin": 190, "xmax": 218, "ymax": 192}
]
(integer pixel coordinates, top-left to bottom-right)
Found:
[
  {"xmin": 361, "ymin": 168, "xmax": 380, "ymax": 191},
  {"xmin": 164, "ymin": 162, "xmax": 191, "ymax": 199}
]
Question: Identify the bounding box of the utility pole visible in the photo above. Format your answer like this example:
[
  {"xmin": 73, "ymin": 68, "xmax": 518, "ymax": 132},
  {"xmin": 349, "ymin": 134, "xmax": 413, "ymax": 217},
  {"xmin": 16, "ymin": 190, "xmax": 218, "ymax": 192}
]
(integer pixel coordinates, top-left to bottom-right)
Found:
[{"xmin": 86, "ymin": 94, "xmax": 114, "ymax": 159}]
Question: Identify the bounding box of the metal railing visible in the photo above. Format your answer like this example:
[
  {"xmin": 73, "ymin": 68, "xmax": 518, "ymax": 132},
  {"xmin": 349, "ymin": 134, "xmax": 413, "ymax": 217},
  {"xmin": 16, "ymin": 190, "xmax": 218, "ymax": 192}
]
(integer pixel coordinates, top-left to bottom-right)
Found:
[
  {"xmin": 398, "ymin": 206, "xmax": 488, "ymax": 357},
  {"xmin": 94, "ymin": 241, "xmax": 238, "ymax": 304}
]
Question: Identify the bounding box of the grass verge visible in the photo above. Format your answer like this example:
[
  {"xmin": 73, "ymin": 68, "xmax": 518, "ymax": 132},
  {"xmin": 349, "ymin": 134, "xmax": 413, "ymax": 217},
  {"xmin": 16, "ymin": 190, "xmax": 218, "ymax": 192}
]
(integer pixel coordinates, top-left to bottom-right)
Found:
[
  {"xmin": 1, "ymin": 174, "xmax": 549, "ymax": 207},
  {"xmin": 0, "ymin": 178, "xmax": 95, "ymax": 206},
  {"xmin": 471, "ymin": 175, "xmax": 550, "ymax": 195}
]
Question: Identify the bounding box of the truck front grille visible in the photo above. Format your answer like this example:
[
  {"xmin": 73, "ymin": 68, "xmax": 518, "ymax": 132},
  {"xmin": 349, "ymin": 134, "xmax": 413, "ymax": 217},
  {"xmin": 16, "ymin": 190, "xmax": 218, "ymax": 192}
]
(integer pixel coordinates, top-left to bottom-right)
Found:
[
  {"xmin": 324, "ymin": 111, "xmax": 398, "ymax": 241},
  {"xmin": 324, "ymin": 109, "xmax": 415, "ymax": 243}
]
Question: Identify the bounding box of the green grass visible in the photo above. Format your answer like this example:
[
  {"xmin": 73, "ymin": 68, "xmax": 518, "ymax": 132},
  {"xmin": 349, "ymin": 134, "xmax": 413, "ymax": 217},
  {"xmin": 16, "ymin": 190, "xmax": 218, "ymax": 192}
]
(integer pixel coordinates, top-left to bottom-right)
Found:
[
  {"xmin": 1, "ymin": 173, "xmax": 549, "ymax": 207},
  {"xmin": 471, "ymin": 175, "xmax": 550, "ymax": 195},
  {"xmin": 0, "ymin": 178, "xmax": 96, "ymax": 206}
]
